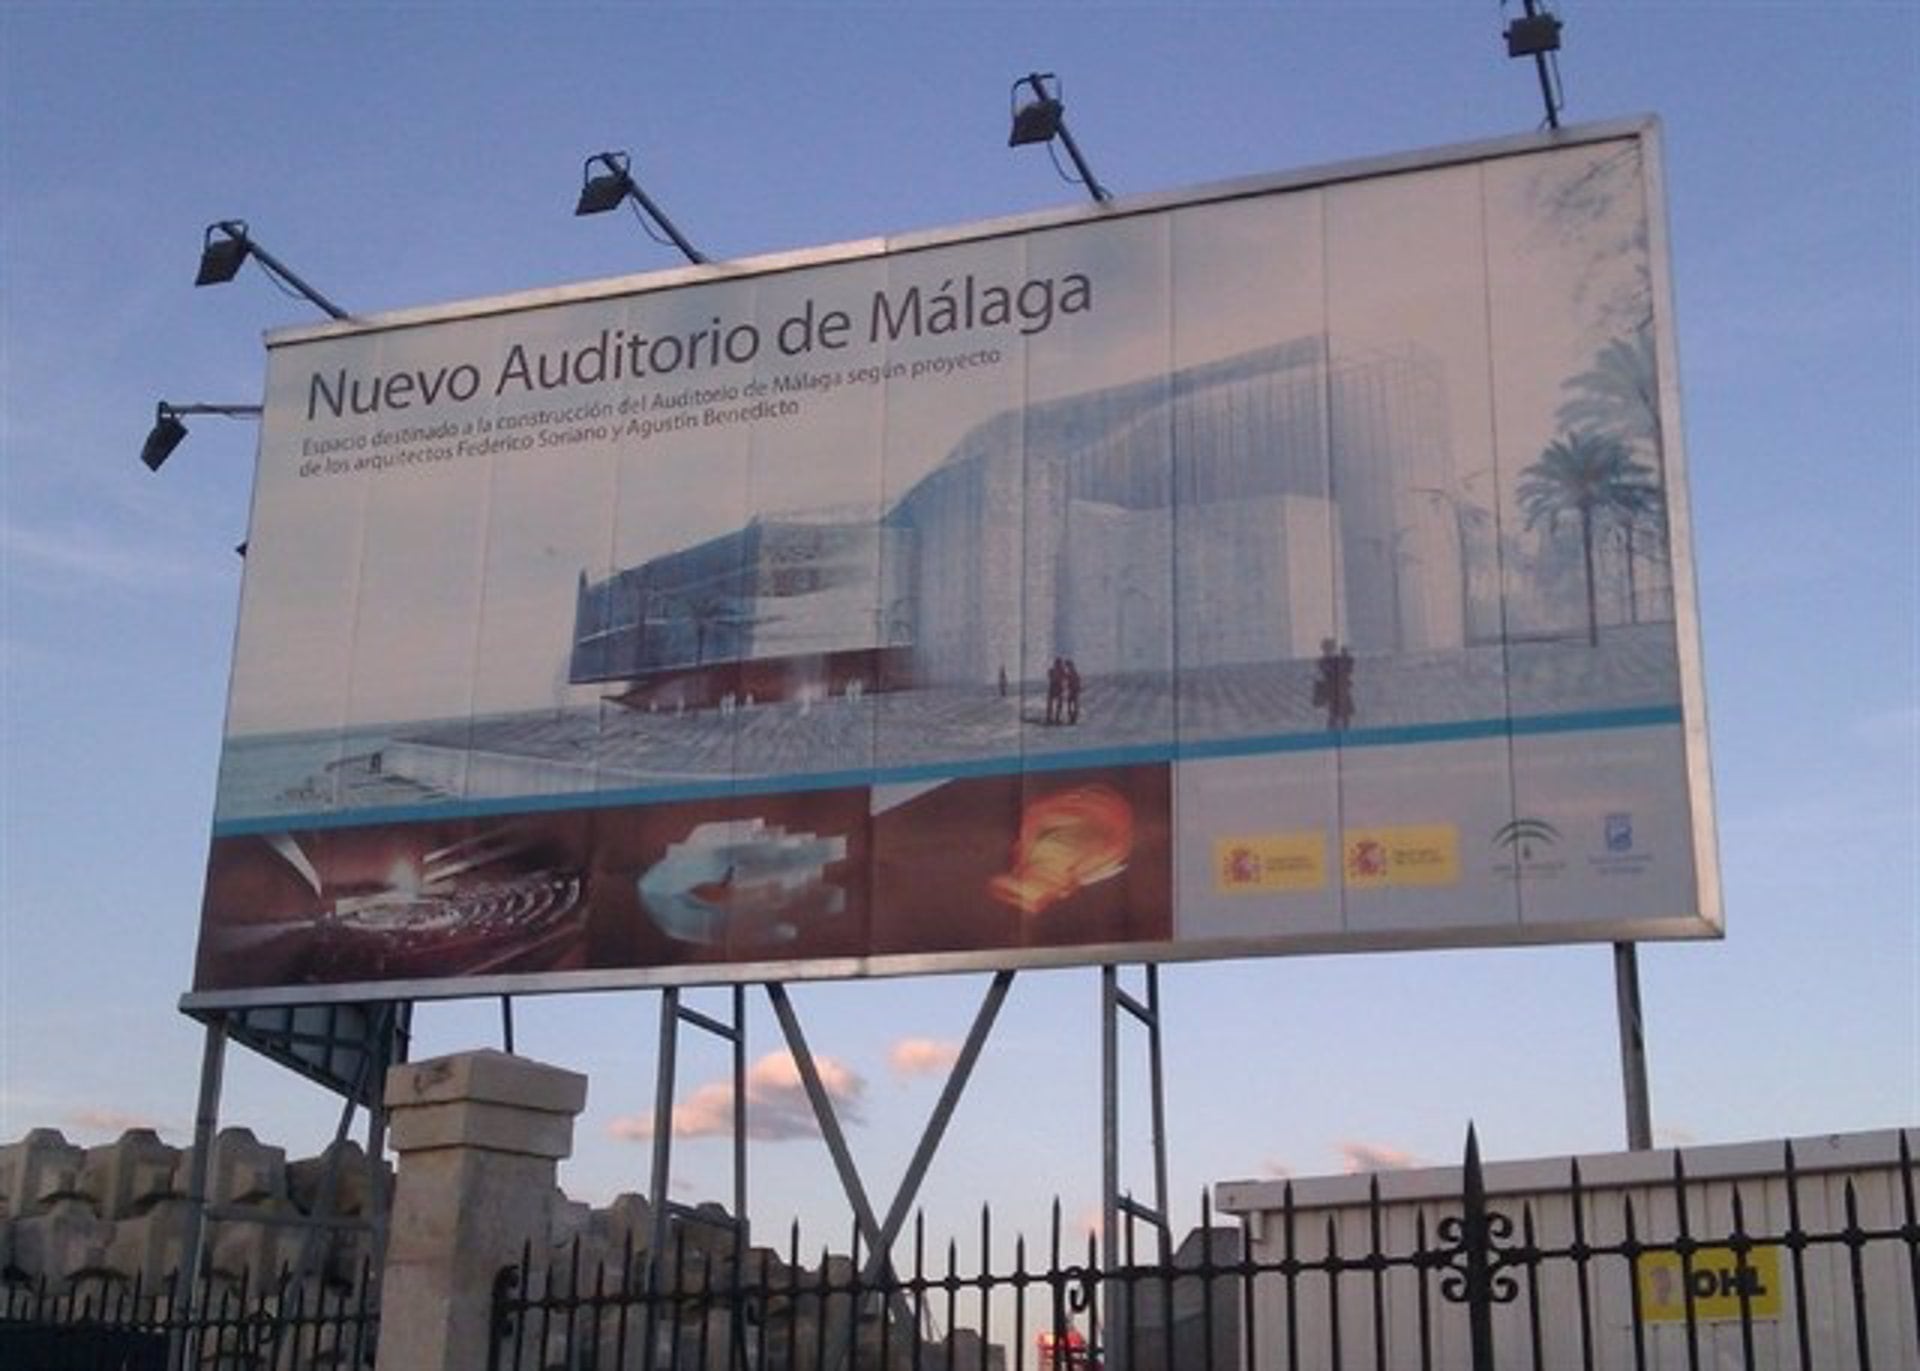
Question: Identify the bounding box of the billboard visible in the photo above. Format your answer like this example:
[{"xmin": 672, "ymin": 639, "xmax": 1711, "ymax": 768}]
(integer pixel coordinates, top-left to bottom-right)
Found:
[{"xmin": 186, "ymin": 118, "xmax": 1719, "ymax": 1008}]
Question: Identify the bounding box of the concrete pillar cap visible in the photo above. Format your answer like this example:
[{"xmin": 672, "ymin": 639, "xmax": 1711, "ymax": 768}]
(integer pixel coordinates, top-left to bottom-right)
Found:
[{"xmin": 384, "ymin": 1050, "xmax": 588, "ymax": 1116}]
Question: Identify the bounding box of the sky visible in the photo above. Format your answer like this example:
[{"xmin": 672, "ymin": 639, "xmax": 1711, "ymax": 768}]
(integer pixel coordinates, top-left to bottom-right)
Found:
[{"xmin": 1, "ymin": 1, "xmax": 1915, "ymax": 1256}]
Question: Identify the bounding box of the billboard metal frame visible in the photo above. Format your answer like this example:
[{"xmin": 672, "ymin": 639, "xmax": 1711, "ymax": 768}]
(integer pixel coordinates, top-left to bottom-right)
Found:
[{"xmin": 181, "ymin": 113, "xmax": 1719, "ymax": 1018}]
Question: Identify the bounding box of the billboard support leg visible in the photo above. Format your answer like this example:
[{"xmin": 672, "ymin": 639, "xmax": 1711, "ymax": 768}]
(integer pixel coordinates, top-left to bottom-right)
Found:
[
  {"xmin": 647, "ymin": 987, "xmax": 682, "ymax": 1269},
  {"xmin": 769, "ymin": 973, "xmax": 1013, "ymax": 1359},
  {"xmin": 364, "ymin": 1001, "xmax": 403, "ymax": 1294},
  {"xmin": 175, "ymin": 1013, "xmax": 228, "ymax": 1371},
  {"xmin": 1102, "ymin": 964, "xmax": 1172, "ymax": 1368},
  {"xmin": 730, "ymin": 984, "xmax": 747, "ymax": 1229},
  {"xmin": 645, "ymin": 988, "xmax": 751, "ymax": 1276},
  {"xmin": 1614, "ymin": 942, "xmax": 1654, "ymax": 1149},
  {"xmin": 291, "ymin": 999, "xmax": 401, "ymax": 1285}
]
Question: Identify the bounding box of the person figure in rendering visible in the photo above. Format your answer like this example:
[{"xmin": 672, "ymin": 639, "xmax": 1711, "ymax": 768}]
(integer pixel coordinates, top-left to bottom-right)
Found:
[
  {"xmin": 1312, "ymin": 638, "xmax": 1355, "ymax": 731},
  {"xmin": 1046, "ymin": 657, "xmax": 1065, "ymax": 724},
  {"xmin": 1064, "ymin": 658, "xmax": 1082, "ymax": 725}
]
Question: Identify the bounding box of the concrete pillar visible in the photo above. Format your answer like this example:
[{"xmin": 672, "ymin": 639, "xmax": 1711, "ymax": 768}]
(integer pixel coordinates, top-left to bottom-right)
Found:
[{"xmin": 375, "ymin": 1050, "xmax": 587, "ymax": 1371}]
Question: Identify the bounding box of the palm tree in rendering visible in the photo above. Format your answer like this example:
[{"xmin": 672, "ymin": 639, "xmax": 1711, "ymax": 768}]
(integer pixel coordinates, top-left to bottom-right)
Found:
[
  {"xmin": 1557, "ymin": 331, "xmax": 1660, "ymax": 450},
  {"xmin": 1557, "ymin": 331, "xmax": 1667, "ymax": 622},
  {"xmin": 1517, "ymin": 431, "xmax": 1659, "ymax": 647}
]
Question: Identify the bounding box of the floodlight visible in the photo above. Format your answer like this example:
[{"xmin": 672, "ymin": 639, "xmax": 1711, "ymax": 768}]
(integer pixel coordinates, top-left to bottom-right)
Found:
[
  {"xmin": 141, "ymin": 400, "xmax": 262, "ymax": 472},
  {"xmin": 1505, "ymin": 12, "xmax": 1562, "ymax": 57},
  {"xmin": 195, "ymin": 227, "xmax": 251, "ymax": 285},
  {"xmin": 575, "ymin": 153, "xmax": 635, "ymax": 216},
  {"xmin": 1503, "ymin": 0, "xmax": 1565, "ymax": 130},
  {"xmin": 574, "ymin": 151, "xmax": 708, "ymax": 264},
  {"xmin": 141, "ymin": 408, "xmax": 190, "ymax": 471},
  {"xmin": 1008, "ymin": 88, "xmax": 1065, "ymax": 147},
  {"xmin": 194, "ymin": 220, "xmax": 350, "ymax": 320},
  {"xmin": 1007, "ymin": 73, "xmax": 1110, "ymax": 204}
]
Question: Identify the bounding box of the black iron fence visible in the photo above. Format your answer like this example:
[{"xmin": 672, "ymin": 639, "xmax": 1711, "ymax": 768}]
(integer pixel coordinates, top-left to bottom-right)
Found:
[
  {"xmin": 7, "ymin": 1130, "xmax": 1912, "ymax": 1370},
  {"xmin": 0, "ymin": 1260, "xmax": 378, "ymax": 1370},
  {"xmin": 492, "ymin": 1130, "xmax": 1920, "ymax": 1371}
]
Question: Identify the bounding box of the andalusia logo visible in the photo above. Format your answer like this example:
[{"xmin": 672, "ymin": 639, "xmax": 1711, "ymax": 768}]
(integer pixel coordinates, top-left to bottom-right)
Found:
[
  {"xmin": 1492, "ymin": 818, "xmax": 1565, "ymax": 877},
  {"xmin": 1493, "ymin": 817, "xmax": 1560, "ymax": 860}
]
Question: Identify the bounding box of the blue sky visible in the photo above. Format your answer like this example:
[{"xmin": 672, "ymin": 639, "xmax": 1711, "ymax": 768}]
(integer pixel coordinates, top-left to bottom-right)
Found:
[{"xmin": 2, "ymin": 1, "xmax": 1914, "ymax": 1247}]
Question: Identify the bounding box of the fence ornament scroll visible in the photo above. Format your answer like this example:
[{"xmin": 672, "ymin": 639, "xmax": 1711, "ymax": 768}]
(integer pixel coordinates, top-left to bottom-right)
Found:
[{"xmin": 1435, "ymin": 1125, "xmax": 1523, "ymax": 1364}]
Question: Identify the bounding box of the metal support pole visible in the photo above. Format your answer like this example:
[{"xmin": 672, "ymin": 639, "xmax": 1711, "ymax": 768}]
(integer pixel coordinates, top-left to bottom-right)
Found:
[
  {"xmin": 175, "ymin": 1014, "xmax": 228, "ymax": 1370},
  {"xmin": 731, "ymin": 984, "xmax": 747, "ymax": 1230},
  {"xmin": 365, "ymin": 1003, "xmax": 401, "ymax": 1274},
  {"xmin": 1101, "ymin": 965, "xmax": 1173, "ymax": 1260},
  {"xmin": 500, "ymin": 996, "xmax": 515, "ymax": 1054},
  {"xmin": 766, "ymin": 984, "xmax": 889, "ymax": 1249},
  {"xmin": 868, "ymin": 970, "xmax": 1014, "ymax": 1262},
  {"xmin": 1614, "ymin": 942, "xmax": 1654, "ymax": 1149},
  {"xmin": 291, "ymin": 1064, "xmax": 363, "ymax": 1282},
  {"xmin": 1143, "ymin": 964, "xmax": 1170, "ymax": 1251},
  {"xmin": 767, "ymin": 977, "xmax": 1011, "ymax": 1362},
  {"xmin": 648, "ymin": 987, "xmax": 681, "ymax": 1269},
  {"xmin": 180, "ymin": 1015, "xmax": 228, "ymax": 1277},
  {"xmin": 644, "ymin": 988, "xmax": 750, "ymax": 1268},
  {"xmin": 1101, "ymin": 963, "xmax": 1174, "ymax": 1371},
  {"xmin": 1101, "ymin": 966, "xmax": 1121, "ymax": 1277}
]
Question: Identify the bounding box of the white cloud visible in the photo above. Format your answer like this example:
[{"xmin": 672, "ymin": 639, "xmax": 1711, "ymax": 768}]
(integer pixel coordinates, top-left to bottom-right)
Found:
[
  {"xmin": 1851, "ymin": 702, "xmax": 1920, "ymax": 750},
  {"xmin": 0, "ymin": 513, "xmax": 221, "ymax": 598},
  {"xmin": 888, "ymin": 1037, "xmax": 961, "ymax": 1078},
  {"xmin": 608, "ymin": 1050, "xmax": 866, "ymax": 1143}
]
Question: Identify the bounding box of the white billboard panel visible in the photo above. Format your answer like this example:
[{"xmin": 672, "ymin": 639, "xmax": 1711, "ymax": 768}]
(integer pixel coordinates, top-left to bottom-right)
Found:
[{"xmin": 188, "ymin": 118, "xmax": 1718, "ymax": 1007}]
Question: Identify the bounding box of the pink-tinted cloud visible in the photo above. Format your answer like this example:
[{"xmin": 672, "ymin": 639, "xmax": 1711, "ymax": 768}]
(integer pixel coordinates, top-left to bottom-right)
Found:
[
  {"xmin": 1074, "ymin": 1205, "xmax": 1105, "ymax": 1244},
  {"xmin": 888, "ymin": 1037, "xmax": 961, "ymax": 1078},
  {"xmin": 65, "ymin": 1107, "xmax": 168, "ymax": 1138},
  {"xmin": 1336, "ymin": 1140, "xmax": 1420, "ymax": 1174},
  {"xmin": 608, "ymin": 1051, "xmax": 866, "ymax": 1143}
]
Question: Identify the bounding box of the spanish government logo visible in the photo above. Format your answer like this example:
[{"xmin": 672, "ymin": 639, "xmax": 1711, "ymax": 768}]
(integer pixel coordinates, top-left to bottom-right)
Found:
[
  {"xmin": 1342, "ymin": 826, "xmax": 1459, "ymax": 889},
  {"xmin": 1213, "ymin": 833, "xmax": 1325, "ymax": 893}
]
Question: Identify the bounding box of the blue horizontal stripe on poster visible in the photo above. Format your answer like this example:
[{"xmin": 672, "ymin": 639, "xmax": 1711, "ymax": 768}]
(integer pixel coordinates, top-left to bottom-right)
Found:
[{"xmin": 209, "ymin": 704, "xmax": 1683, "ymax": 837}]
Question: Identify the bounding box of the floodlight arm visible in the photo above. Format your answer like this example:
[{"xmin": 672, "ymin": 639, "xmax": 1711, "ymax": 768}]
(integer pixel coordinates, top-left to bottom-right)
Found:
[
  {"xmin": 1050, "ymin": 119, "xmax": 1111, "ymax": 204},
  {"xmin": 623, "ymin": 177, "xmax": 708, "ymax": 265},
  {"xmin": 141, "ymin": 399, "xmax": 262, "ymax": 472},
  {"xmin": 163, "ymin": 402, "xmax": 264, "ymax": 420},
  {"xmin": 204, "ymin": 221, "xmax": 351, "ymax": 320},
  {"xmin": 580, "ymin": 153, "xmax": 708, "ymax": 265}
]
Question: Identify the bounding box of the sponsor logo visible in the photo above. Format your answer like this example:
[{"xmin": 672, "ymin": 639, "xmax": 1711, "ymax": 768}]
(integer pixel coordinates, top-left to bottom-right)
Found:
[
  {"xmin": 1591, "ymin": 810, "xmax": 1655, "ymax": 877},
  {"xmin": 1214, "ymin": 833, "xmax": 1326, "ymax": 893},
  {"xmin": 1636, "ymin": 1246, "xmax": 1781, "ymax": 1323},
  {"xmin": 1342, "ymin": 826, "xmax": 1459, "ymax": 889},
  {"xmin": 1492, "ymin": 817, "xmax": 1565, "ymax": 879}
]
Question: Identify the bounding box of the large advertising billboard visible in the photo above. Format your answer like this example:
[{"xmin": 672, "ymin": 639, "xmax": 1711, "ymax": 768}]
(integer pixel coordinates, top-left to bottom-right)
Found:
[{"xmin": 186, "ymin": 118, "xmax": 1719, "ymax": 1008}]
